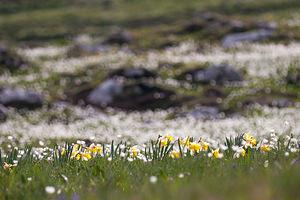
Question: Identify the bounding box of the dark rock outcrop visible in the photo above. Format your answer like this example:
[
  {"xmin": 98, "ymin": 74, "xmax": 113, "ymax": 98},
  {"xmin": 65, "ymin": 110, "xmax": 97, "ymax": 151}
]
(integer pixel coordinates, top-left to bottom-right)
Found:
[
  {"xmin": 0, "ymin": 46, "xmax": 28, "ymax": 72},
  {"xmin": 180, "ymin": 65, "xmax": 243, "ymax": 85},
  {"xmin": 0, "ymin": 87, "xmax": 43, "ymax": 109},
  {"xmin": 67, "ymin": 44, "xmax": 109, "ymax": 57},
  {"xmin": 85, "ymin": 80, "xmax": 174, "ymax": 110},
  {"xmin": 270, "ymin": 98, "xmax": 290, "ymax": 108},
  {"xmin": 108, "ymin": 68, "xmax": 156, "ymax": 79},
  {"xmin": 87, "ymin": 79, "xmax": 123, "ymax": 106},
  {"xmin": 105, "ymin": 30, "xmax": 132, "ymax": 45},
  {"xmin": 222, "ymin": 29, "xmax": 275, "ymax": 48}
]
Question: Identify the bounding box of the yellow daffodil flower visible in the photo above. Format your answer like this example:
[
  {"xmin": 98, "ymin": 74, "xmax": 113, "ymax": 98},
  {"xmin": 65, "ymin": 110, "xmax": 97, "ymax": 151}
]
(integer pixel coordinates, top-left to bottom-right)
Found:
[
  {"xmin": 209, "ymin": 149, "xmax": 223, "ymax": 159},
  {"xmin": 199, "ymin": 141, "xmax": 208, "ymax": 151},
  {"xmin": 260, "ymin": 145, "xmax": 270, "ymax": 151},
  {"xmin": 129, "ymin": 146, "xmax": 139, "ymax": 157},
  {"xmin": 163, "ymin": 135, "xmax": 173, "ymax": 142},
  {"xmin": 170, "ymin": 150, "xmax": 179, "ymax": 158},
  {"xmin": 160, "ymin": 139, "xmax": 168, "ymax": 146},
  {"xmin": 241, "ymin": 150, "xmax": 246, "ymax": 157},
  {"xmin": 81, "ymin": 153, "xmax": 91, "ymax": 161},
  {"xmin": 180, "ymin": 136, "xmax": 190, "ymax": 147},
  {"xmin": 189, "ymin": 142, "xmax": 200, "ymax": 152}
]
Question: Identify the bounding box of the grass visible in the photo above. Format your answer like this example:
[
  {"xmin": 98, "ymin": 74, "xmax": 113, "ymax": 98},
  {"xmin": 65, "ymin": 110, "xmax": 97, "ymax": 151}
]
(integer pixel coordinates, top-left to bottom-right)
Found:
[
  {"xmin": 0, "ymin": 134, "xmax": 299, "ymax": 200},
  {"xmin": 0, "ymin": 1, "xmax": 299, "ymax": 199},
  {"xmin": 0, "ymin": 0, "xmax": 300, "ymax": 47}
]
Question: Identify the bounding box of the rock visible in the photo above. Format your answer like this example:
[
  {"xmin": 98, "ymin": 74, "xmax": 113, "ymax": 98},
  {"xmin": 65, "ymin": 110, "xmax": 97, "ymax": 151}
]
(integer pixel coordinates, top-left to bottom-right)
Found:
[
  {"xmin": 271, "ymin": 98, "xmax": 290, "ymax": 108},
  {"xmin": 186, "ymin": 106, "xmax": 219, "ymax": 119},
  {"xmin": 105, "ymin": 30, "xmax": 132, "ymax": 45},
  {"xmin": 204, "ymin": 86, "xmax": 225, "ymax": 97},
  {"xmin": 0, "ymin": 104, "xmax": 8, "ymax": 122},
  {"xmin": 0, "ymin": 87, "xmax": 43, "ymax": 109},
  {"xmin": 182, "ymin": 20, "xmax": 205, "ymax": 33},
  {"xmin": 87, "ymin": 79, "xmax": 123, "ymax": 106},
  {"xmin": 194, "ymin": 12, "xmax": 216, "ymax": 22},
  {"xmin": 86, "ymin": 80, "xmax": 174, "ymax": 110},
  {"xmin": 180, "ymin": 65, "xmax": 243, "ymax": 85},
  {"xmin": 230, "ymin": 21, "xmax": 246, "ymax": 33},
  {"xmin": 67, "ymin": 44, "xmax": 109, "ymax": 57},
  {"xmin": 257, "ymin": 22, "xmax": 278, "ymax": 30},
  {"xmin": 286, "ymin": 70, "xmax": 300, "ymax": 86},
  {"xmin": 108, "ymin": 68, "xmax": 156, "ymax": 79},
  {"xmin": 111, "ymin": 82, "xmax": 174, "ymax": 110},
  {"xmin": 0, "ymin": 45, "xmax": 27, "ymax": 72},
  {"xmin": 222, "ymin": 29, "xmax": 275, "ymax": 48}
]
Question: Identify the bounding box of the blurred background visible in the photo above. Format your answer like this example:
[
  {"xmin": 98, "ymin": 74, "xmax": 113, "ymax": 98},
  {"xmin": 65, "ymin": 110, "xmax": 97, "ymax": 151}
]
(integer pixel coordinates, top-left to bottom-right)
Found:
[{"xmin": 0, "ymin": 0, "xmax": 299, "ymax": 144}]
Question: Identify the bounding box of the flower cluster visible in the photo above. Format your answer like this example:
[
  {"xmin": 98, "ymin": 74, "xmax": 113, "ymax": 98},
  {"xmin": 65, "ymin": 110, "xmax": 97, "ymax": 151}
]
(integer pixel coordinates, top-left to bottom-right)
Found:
[{"xmin": 1, "ymin": 133, "xmax": 299, "ymax": 168}]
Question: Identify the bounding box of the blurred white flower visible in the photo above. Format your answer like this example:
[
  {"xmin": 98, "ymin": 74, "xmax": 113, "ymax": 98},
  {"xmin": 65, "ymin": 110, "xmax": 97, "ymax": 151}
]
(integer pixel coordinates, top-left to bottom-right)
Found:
[
  {"xmin": 149, "ymin": 176, "xmax": 157, "ymax": 184},
  {"xmin": 45, "ymin": 186, "xmax": 56, "ymax": 194}
]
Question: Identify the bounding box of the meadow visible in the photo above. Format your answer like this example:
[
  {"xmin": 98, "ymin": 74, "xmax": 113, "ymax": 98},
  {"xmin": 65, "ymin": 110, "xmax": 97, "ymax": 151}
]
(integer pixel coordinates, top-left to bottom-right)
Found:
[{"xmin": 0, "ymin": 0, "xmax": 299, "ymax": 199}]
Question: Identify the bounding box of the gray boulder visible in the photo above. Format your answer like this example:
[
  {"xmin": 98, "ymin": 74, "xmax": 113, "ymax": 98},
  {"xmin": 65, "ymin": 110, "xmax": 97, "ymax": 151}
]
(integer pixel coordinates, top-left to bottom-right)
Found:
[
  {"xmin": 0, "ymin": 87, "xmax": 43, "ymax": 109},
  {"xmin": 105, "ymin": 30, "xmax": 132, "ymax": 45},
  {"xmin": 87, "ymin": 79, "xmax": 123, "ymax": 106},
  {"xmin": 85, "ymin": 80, "xmax": 174, "ymax": 110},
  {"xmin": 222, "ymin": 29, "xmax": 275, "ymax": 48},
  {"xmin": 181, "ymin": 65, "xmax": 243, "ymax": 85},
  {"xmin": 109, "ymin": 68, "xmax": 156, "ymax": 79},
  {"xmin": 0, "ymin": 45, "xmax": 27, "ymax": 72}
]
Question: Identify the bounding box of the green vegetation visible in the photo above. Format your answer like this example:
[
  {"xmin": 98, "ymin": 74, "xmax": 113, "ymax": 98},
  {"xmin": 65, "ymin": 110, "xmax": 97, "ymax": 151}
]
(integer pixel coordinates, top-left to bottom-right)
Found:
[
  {"xmin": 0, "ymin": 0, "xmax": 300, "ymax": 47},
  {"xmin": 0, "ymin": 134, "xmax": 299, "ymax": 200}
]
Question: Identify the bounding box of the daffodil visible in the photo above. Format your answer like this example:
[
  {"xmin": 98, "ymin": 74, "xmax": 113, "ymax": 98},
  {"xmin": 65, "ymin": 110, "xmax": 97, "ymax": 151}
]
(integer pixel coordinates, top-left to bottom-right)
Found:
[
  {"xmin": 129, "ymin": 146, "xmax": 139, "ymax": 157},
  {"xmin": 260, "ymin": 145, "xmax": 270, "ymax": 151},
  {"xmin": 189, "ymin": 142, "xmax": 200, "ymax": 152},
  {"xmin": 232, "ymin": 146, "xmax": 246, "ymax": 158},
  {"xmin": 162, "ymin": 135, "xmax": 173, "ymax": 142},
  {"xmin": 199, "ymin": 141, "xmax": 208, "ymax": 151},
  {"xmin": 86, "ymin": 144, "xmax": 102, "ymax": 154},
  {"xmin": 170, "ymin": 150, "xmax": 180, "ymax": 158},
  {"xmin": 242, "ymin": 133, "xmax": 256, "ymax": 148},
  {"xmin": 81, "ymin": 153, "xmax": 91, "ymax": 161},
  {"xmin": 208, "ymin": 149, "xmax": 223, "ymax": 159},
  {"xmin": 3, "ymin": 162, "xmax": 17, "ymax": 172},
  {"xmin": 180, "ymin": 136, "xmax": 190, "ymax": 147},
  {"xmin": 241, "ymin": 150, "xmax": 246, "ymax": 157},
  {"xmin": 160, "ymin": 139, "xmax": 168, "ymax": 146}
]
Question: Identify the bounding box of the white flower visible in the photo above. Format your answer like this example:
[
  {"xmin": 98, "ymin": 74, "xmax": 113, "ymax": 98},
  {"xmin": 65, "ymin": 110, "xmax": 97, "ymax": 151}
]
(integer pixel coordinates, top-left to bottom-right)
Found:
[
  {"xmin": 61, "ymin": 174, "xmax": 68, "ymax": 182},
  {"xmin": 285, "ymin": 152, "xmax": 289, "ymax": 157},
  {"xmin": 107, "ymin": 157, "xmax": 112, "ymax": 161},
  {"xmin": 290, "ymin": 138, "xmax": 297, "ymax": 144},
  {"xmin": 27, "ymin": 177, "xmax": 32, "ymax": 181},
  {"xmin": 120, "ymin": 152, "xmax": 126, "ymax": 157},
  {"xmin": 290, "ymin": 148, "xmax": 297, "ymax": 153},
  {"xmin": 220, "ymin": 144, "xmax": 228, "ymax": 151},
  {"xmin": 45, "ymin": 186, "xmax": 56, "ymax": 194},
  {"xmin": 178, "ymin": 173, "xmax": 184, "ymax": 178},
  {"xmin": 264, "ymin": 160, "xmax": 269, "ymax": 168},
  {"xmin": 149, "ymin": 176, "xmax": 157, "ymax": 184}
]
